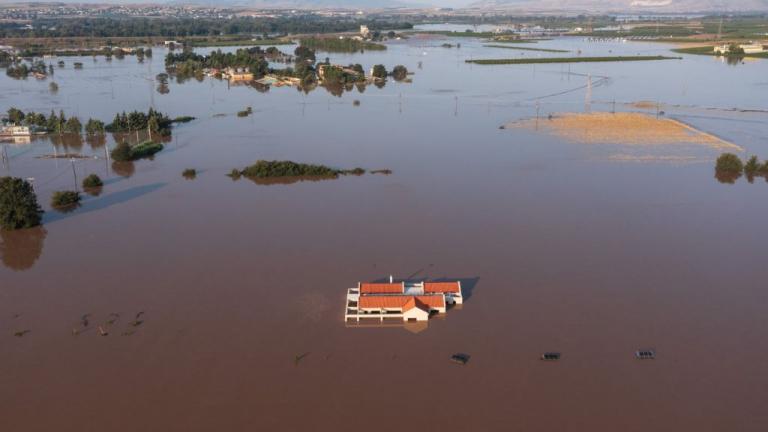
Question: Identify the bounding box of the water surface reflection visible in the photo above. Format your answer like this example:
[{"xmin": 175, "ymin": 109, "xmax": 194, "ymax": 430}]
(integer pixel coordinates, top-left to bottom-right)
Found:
[{"xmin": 0, "ymin": 226, "xmax": 47, "ymax": 271}]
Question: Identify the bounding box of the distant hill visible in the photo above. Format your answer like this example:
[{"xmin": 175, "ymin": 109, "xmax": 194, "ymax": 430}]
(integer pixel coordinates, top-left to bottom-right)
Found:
[{"xmin": 467, "ymin": 0, "xmax": 768, "ymax": 13}]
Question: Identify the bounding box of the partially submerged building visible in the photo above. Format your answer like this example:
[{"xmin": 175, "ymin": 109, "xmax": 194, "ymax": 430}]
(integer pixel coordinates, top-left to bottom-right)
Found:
[
  {"xmin": 345, "ymin": 279, "xmax": 463, "ymax": 323},
  {"xmin": 714, "ymin": 43, "xmax": 766, "ymax": 55},
  {"xmin": 222, "ymin": 67, "xmax": 254, "ymax": 82}
]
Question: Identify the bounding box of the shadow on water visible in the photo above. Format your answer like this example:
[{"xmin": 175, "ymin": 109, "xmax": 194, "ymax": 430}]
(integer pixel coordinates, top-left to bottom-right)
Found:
[
  {"xmin": 0, "ymin": 226, "xmax": 47, "ymax": 271},
  {"xmin": 43, "ymin": 183, "xmax": 166, "ymax": 225}
]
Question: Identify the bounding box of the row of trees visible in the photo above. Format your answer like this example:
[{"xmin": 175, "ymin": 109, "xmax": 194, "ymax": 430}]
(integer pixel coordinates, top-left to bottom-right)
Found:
[
  {"xmin": 0, "ymin": 17, "xmax": 413, "ymax": 38},
  {"xmin": 6, "ymin": 108, "xmax": 85, "ymax": 134},
  {"xmin": 715, "ymin": 153, "xmax": 768, "ymax": 184},
  {"xmin": 105, "ymin": 109, "xmax": 172, "ymax": 136},
  {"xmin": 298, "ymin": 38, "xmax": 386, "ymax": 53}
]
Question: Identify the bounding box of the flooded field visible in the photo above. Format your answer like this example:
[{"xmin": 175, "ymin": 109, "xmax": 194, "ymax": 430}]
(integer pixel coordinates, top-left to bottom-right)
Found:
[{"xmin": 2, "ymin": 34, "xmax": 768, "ymax": 431}]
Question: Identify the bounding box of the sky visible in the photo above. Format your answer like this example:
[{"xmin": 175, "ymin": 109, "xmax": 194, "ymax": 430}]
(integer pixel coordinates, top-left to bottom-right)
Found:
[{"xmin": 1, "ymin": 0, "xmax": 767, "ymax": 11}]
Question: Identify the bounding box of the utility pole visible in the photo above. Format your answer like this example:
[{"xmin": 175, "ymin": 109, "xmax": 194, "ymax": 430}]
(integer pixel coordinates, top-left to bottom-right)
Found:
[{"xmin": 70, "ymin": 158, "xmax": 78, "ymax": 191}]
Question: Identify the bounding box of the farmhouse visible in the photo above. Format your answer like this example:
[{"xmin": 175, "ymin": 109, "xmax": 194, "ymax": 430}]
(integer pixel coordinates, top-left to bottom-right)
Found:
[
  {"xmin": 713, "ymin": 43, "xmax": 766, "ymax": 55},
  {"xmin": 345, "ymin": 278, "xmax": 463, "ymax": 323}
]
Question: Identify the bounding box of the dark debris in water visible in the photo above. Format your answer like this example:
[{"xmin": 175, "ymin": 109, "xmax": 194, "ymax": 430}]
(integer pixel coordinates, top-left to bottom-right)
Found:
[
  {"xmin": 294, "ymin": 352, "xmax": 310, "ymax": 366},
  {"xmin": 450, "ymin": 353, "xmax": 471, "ymax": 365},
  {"xmin": 14, "ymin": 330, "xmax": 31, "ymax": 337}
]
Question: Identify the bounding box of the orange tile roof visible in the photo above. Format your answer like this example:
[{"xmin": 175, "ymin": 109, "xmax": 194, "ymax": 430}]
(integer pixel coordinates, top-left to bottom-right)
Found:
[
  {"xmin": 424, "ymin": 282, "xmax": 461, "ymax": 294},
  {"xmin": 358, "ymin": 295, "xmax": 445, "ymax": 311},
  {"xmin": 360, "ymin": 282, "xmax": 404, "ymax": 294},
  {"xmin": 415, "ymin": 295, "xmax": 446, "ymax": 309}
]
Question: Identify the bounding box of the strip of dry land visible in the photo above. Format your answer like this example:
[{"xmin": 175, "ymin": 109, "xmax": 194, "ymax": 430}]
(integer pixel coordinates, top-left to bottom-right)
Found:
[
  {"xmin": 503, "ymin": 112, "xmax": 742, "ymax": 151},
  {"xmin": 466, "ymin": 56, "xmax": 681, "ymax": 65}
]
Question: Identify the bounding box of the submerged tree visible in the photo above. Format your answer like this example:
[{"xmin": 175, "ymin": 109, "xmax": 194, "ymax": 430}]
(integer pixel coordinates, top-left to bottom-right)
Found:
[
  {"xmin": 371, "ymin": 64, "xmax": 387, "ymax": 79},
  {"xmin": 0, "ymin": 177, "xmax": 44, "ymax": 230},
  {"xmin": 391, "ymin": 65, "xmax": 408, "ymax": 81},
  {"xmin": 715, "ymin": 153, "xmax": 744, "ymax": 184}
]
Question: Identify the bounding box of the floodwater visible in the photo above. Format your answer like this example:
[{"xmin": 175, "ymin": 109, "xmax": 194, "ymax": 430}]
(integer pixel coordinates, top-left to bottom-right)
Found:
[{"xmin": 2, "ymin": 34, "xmax": 768, "ymax": 432}]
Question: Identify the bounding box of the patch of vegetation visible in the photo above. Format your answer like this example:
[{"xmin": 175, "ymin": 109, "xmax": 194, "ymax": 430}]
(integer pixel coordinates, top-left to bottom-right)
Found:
[
  {"xmin": 165, "ymin": 46, "xmax": 277, "ymax": 80},
  {"xmin": 715, "ymin": 153, "xmax": 744, "ymax": 184},
  {"xmin": 239, "ymin": 160, "xmax": 341, "ymax": 179},
  {"xmin": 0, "ymin": 17, "xmax": 412, "ymax": 39},
  {"xmin": 85, "ymin": 119, "xmax": 105, "ymax": 135},
  {"xmin": 0, "ymin": 177, "xmax": 44, "ymax": 230},
  {"xmin": 371, "ymin": 64, "xmax": 387, "ymax": 79},
  {"xmin": 172, "ymin": 116, "xmax": 196, "ymax": 124},
  {"xmin": 227, "ymin": 169, "xmax": 242, "ymax": 180},
  {"xmin": 51, "ymin": 191, "xmax": 81, "ymax": 210},
  {"xmin": 715, "ymin": 153, "xmax": 744, "ymax": 173},
  {"xmin": 299, "ymin": 37, "xmax": 386, "ymax": 52},
  {"xmin": 189, "ymin": 38, "xmax": 294, "ymax": 47},
  {"xmin": 484, "ymin": 44, "xmax": 569, "ymax": 53},
  {"xmin": 5, "ymin": 60, "xmax": 47, "ymax": 79},
  {"xmin": 110, "ymin": 140, "xmax": 164, "ymax": 162},
  {"xmin": 466, "ymin": 56, "xmax": 681, "ymax": 65},
  {"xmin": 6, "ymin": 107, "xmax": 83, "ymax": 134},
  {"xmin": 391, "ymin": 65, "xmax": 408, "ymax": 81},
  {"xmin": 182, "ymin": 169, "xmax": 197, "ymax": 179},
  {"xmin": 744, "ymin": 155, "xmax": 760, "ymax": 176},
  {"xmin": 237, "ymin": 107, "xmax": 253, "ymax": 117},
  {"xmin": 82, "ymin": 174, "xmax": 103, "ymax": 189},
  {"xmin": 106, "ymin": 108, "xmax": 174, "ymax": 136},
  {"xmin": 319, "ymin": 63, "xmax": 365, "ymax": 85}
]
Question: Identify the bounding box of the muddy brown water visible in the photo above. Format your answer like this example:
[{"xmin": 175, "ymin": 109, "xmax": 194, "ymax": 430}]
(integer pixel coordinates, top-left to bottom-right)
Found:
[{"xmin": 2, "ymin": 37, "xmax": 768, "ymax": 431}]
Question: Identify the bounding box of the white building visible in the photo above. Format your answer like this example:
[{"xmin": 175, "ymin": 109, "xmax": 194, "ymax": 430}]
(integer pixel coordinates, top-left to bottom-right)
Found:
[
  {"xmin": 714, "ymin": 43, "xmax": 766, "ymax": 55},
  {"xmin": 360, "ymin": 25, "xmax": 370, "ymax": 38},
  {"xmin": 0, "ymin": 125, "xmax": 31, "ymax": 137},
  {"xmin": 345, "ymin": 279, "xmax": 463, "ymax": 323}
]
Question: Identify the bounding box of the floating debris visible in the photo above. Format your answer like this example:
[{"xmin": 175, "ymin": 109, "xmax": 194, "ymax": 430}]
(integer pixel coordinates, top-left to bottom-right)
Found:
[
  {"xmin": 98, "ymin": 326, "xmax": 109, "ymax": 336},
  {"xmin": 135, "ymin": 311, "xmax": 145, "ymax": 320},
  {"xmin": 121, "ymin": 330, "xmax": 136, "ymax": 336},
  {"xmin": 450, "ymin": 353, "xmax": 471, "ymax": 365},
  {"xmin": 294, "ymin": 352, "xmax": 310, "ymax": 366},
  {"xmin": 106, "ymin": 313, "xmax": 120, "ymax": 325},
  {"xmin": 14, "ymin": 330, "xmax": 31, "ymax": 337},
  {"xmin": 129, "ymin": 320, "xmax": 143, "ymax": 327},
  {"xmin": 541, "ymin": 352, "xmax": 561, "ymax": 361},
  {"xmin": 635, "ymin": 349, "xmax": 656, "ymax": 360},
  {"xmin": 81, "ymin": 313, "xmax": 91, "ymax": 327}
]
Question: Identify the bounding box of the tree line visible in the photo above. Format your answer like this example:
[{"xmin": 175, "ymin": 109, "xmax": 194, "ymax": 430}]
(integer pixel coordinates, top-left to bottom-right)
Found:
[{"xmin": 0, "ymin": 17, "xmax": 413, "ymax": 38}]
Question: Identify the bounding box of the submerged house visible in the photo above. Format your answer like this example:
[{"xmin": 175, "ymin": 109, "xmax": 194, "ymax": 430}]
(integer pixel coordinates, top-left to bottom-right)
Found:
[
  {"xmin": 223, "ymin": 67, "xmax": 254, "ymax": 82},
  {"xmin": 714, "ymin": 43, "xmax": 766, "ymax": 55},
  {"xmin": 345, "ymin": 279, "xmax": 463, "ymax": 323}
]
